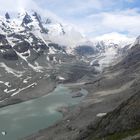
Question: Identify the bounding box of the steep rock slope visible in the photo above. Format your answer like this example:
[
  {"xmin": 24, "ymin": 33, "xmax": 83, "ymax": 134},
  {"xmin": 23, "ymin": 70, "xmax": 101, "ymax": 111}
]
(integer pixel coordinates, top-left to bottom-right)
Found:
[{"xmin": 86, "ymin": 91, "xmax": 140, "ymax": 140}]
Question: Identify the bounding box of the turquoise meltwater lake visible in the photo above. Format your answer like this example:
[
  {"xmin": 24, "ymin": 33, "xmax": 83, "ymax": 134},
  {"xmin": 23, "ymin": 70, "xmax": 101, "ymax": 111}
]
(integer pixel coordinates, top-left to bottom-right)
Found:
[{"xmin": 0, "ymin": 85, "xmax": 87, "ymax": 140}]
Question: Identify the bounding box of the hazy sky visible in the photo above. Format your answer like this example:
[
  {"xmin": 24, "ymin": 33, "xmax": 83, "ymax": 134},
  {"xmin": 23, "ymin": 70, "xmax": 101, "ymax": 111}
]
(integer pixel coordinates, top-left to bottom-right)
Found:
[{"xmin": 0, "ymin": 0, "xmax": 140, "ymax": 38}]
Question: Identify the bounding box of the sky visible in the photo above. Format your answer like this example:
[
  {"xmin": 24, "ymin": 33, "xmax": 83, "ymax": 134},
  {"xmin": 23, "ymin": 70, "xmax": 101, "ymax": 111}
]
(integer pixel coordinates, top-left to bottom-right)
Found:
[{"xmin": 0, "ymin": 0, "xmax": 140, "ymax": 38}]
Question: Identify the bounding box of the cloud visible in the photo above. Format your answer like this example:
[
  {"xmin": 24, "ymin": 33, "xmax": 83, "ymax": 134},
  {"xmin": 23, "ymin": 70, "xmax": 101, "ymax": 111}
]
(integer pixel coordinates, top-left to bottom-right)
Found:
[
  {"xmin": 85, "ymin": 9, "xmax": 140, "ymax": 37},
  {"xmin": 39, "ymin": 0, "xmax": 117, "ymax": 17},
  {"xmin": 36, "ymin": 0, "xmax": 140, "ymax": 38},
  {"xmin": 94, "ymin": 32, "xmax": 135, "ymax": 45},
  {"xmin": 0, "ymin": 0, "xmax": 37, "ymax": 12},
  {"xmin": 0, "ymin": 0, "xmax": 62, "ymax": 22},
  {"xmin": 0, "ymin": 0, "xmax": 139, "ymax": 38},
  {"xmin": 125, "ymin": 0, "xmax": 135, "ymax": 2}
]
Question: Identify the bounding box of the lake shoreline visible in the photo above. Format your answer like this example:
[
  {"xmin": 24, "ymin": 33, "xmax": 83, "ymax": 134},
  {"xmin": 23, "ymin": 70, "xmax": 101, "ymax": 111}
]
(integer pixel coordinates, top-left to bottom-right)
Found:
[
  {"xmin": 0, "ymin": 80, "xmax": 89, "ymax": 109},
  {"xmin": 0, "ymin": 80, "xmax": 57, "ymax": 108},
  {"xmin": 0, "ymin": 84, "xmax": 88, "ymax": 140}
]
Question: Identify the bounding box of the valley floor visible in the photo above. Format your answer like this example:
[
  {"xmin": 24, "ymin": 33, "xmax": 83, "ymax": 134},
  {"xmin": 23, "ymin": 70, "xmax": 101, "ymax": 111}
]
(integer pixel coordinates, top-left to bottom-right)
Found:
[{"xmin": 23, "ymin": 58, "xmax": 140, "ymax": 140}]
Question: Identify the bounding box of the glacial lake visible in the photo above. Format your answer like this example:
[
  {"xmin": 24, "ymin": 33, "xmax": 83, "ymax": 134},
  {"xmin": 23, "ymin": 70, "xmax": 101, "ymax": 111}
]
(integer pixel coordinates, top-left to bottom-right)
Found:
[{"xmin": 0, "ymin": 85, "xmax": 87, "ymax": 140}]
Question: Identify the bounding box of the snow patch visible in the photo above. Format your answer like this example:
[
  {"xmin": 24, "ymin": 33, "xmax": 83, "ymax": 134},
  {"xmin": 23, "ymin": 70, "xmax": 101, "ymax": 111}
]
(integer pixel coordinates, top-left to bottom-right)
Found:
[
  {"xmin": 58, "ymin": 76, "xmax": 65, "ymax": 81},
  {"xmin": 23, "ymin": 77, "xmax": 31, "ymax": 83},
  {"xmin": 0, "ymin": 63, "xmax": 24, "ymax": 77},
  {"xmin": 11, "ymin": 83, "xmax": 37, "ymax": 96},
  {"xmin": 4, "ymin": 88, "xmax": 16, "ymax": 94},
  {"xmin": 96, "ymin": 113, "xmax": 107, "ymax": 117}
]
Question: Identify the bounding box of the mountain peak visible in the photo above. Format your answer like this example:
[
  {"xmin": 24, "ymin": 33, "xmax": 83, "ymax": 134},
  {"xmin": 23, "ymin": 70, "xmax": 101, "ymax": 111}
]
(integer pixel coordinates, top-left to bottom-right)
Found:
[
  {"xmin": 133, "ymin": 35, "xmax": 140, "ymax": 45},
  {"xmin": 5, "ymin": 12, "xmax": 10, "ymax": 20},
  {"xmin": 21, "ymin": 12, "xmax": 33, "ymax": 26}
]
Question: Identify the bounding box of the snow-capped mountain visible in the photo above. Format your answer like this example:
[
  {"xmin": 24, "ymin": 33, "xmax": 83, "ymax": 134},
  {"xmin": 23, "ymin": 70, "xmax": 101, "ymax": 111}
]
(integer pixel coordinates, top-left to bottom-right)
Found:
[
  {"xmin": 0, "ymin": 10, "xmax": 86, "ymax": 102},
  {"xmin": 0, "ymin": 10, "xmax": 135, "ymax": 63},
  {"xmin": 1, "ymin": 10, "xmax": 84, "ymax": 45},
  {"xmin": 0, "ymin": 9, "xmax": 137, "ymax": 107},
  {"xmin": 0, "ymin": 10, "xmax": 86, "ymax": 65},
  {"xmin": 94, "ymin": 32, "xmax": 135, "ymax": 48}
]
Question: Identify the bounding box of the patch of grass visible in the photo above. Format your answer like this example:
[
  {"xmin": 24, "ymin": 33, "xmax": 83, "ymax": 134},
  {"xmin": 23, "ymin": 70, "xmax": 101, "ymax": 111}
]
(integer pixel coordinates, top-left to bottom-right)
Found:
[{"xmin": 89, "ymin": 128, "xmax": 140, "ymax": 140}]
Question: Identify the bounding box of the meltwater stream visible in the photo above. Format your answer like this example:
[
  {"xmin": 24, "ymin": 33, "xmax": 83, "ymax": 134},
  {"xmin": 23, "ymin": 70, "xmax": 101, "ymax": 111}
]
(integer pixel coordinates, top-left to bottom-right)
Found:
[{"xmin": 0, "ymin": 85, "xmax": 87, "ymax": 140}]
